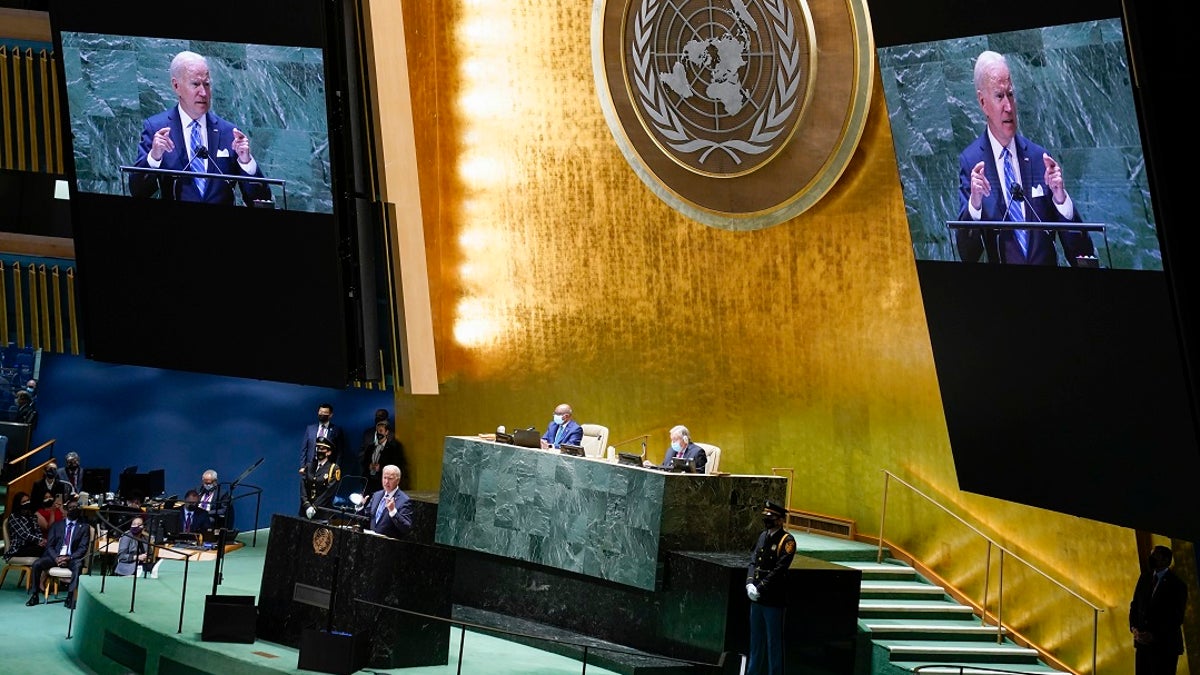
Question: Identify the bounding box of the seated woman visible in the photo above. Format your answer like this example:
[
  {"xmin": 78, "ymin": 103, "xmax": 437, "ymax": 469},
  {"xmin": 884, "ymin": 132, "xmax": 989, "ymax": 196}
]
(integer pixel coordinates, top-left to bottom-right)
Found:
[
  {"xmin": 114, "ymin": 516, "xmax": 150, "ymax": 576},
  {"xmin": 3, "ymin": 491, "xmax": 46, "ymax": 559},
  {"xmin": 36, "ymin": 491, "xmax": 66, "ymax": 535}
]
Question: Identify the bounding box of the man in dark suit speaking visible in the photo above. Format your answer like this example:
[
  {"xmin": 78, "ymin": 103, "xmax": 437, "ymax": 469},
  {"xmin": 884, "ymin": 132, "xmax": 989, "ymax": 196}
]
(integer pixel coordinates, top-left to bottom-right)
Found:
[
  {"xmin": 129, "ymin": 50, "xmax": 271, "ymax": 206},
  {"xmin": 955, "ymin": 50, "xmax": 1095, "ymax": 266},
  {"xmin": 361, "ymin": 464, "xmax": 413, "ymax": 539}
]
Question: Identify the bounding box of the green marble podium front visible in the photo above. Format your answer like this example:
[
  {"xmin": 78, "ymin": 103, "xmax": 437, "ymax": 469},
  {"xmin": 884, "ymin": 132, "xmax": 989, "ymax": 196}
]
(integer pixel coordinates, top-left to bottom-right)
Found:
[{"xmin": 435, "ymin": 435, "xmax": 785, "ymax": 590}]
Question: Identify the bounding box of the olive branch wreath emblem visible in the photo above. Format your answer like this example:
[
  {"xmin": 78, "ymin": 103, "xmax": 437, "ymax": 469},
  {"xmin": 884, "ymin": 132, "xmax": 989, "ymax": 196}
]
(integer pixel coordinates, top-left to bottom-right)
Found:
[{"xmin": 631, "ymin": 0, "xmax": 802, "ymax": 167}]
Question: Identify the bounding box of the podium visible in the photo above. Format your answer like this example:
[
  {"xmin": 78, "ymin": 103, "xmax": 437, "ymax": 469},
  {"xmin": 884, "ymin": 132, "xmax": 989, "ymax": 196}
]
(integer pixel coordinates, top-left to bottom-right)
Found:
[
  {"xmin": 946, "ymin": 220, "xmax": 1110, "ymax": 267},
  {"xmin": 119, "ymin": 164, "xmax": 288, "ymax": 209}
]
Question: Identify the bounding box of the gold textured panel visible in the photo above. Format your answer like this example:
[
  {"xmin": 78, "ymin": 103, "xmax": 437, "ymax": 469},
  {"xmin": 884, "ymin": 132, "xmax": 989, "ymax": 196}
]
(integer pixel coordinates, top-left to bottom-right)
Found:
[{"xmin": 367, "ymin": 3, "xmax": 1174, "ymax": 674}]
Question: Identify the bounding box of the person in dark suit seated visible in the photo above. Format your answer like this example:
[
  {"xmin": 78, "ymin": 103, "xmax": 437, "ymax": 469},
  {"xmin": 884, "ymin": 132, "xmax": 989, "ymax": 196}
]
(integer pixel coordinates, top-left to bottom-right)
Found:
[
  {"xmin": 955, "ymin": 50, "xmax": 1095, "ymax": 266},
  {"xmin": 178, "ymin": 490, "xmax": 213, "ymax": 537},
  {"xmin": 540, "ymin": 403, "xmax": 583, "ymax": 450},
  {"xmin": 195, "ymin": 468, "xmax": 233, "ymax": 529},
  {"xmin": 361, "ymin": 464, "xmax": 412, "ymax": 539},
  {"xmin": 129, "ymin": 50, "xmax": 271, "ymax": 206},
  {"xmin": 655, "ymin": 424, "xmax": 708, "ymax": 472},
  {"xmin": 28, "ymin": 496, "xmax": 91, "ymax": 609},
  {"xmin": 361, "ymin": 418, "xmax": 405, "ymax": 494},
  {"xmin": 1129, "ymin": 545, "xmax": 1188, "ymax": 675}
]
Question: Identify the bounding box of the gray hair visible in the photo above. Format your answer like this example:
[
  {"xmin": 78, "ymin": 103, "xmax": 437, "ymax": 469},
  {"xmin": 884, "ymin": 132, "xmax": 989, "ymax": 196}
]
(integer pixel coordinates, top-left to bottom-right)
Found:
[
  {"xmin": 973, "ymin": 50, "xmax": 1009, "ymax": 94},
  {"xmin": 203, "ymin": 469, "xmax": 218, "ymax": 481},
  {"xmin": 170, "ymin": 51, "xmax": 208, "ymax": 80},
  {"xmin": 65, "ymin": 451, "xmax": 80, "ymax": 462},
  {"xmin": 669, "ymin": 425, "xmax": 691, "ymax": 443}
]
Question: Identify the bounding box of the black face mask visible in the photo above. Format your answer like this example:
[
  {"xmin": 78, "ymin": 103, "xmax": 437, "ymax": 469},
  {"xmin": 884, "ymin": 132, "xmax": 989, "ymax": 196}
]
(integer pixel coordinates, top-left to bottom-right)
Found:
[
  {"xmin": 318, "ymin": 414, "xmax": 331, "ymax": 424},
  {"xmin": 45, "ymin": 468, "xmax": 57, "ymax": 478},
  {"xmin": 762, "ymin": 516, "xmax": 778, "ymax": 528},
  {"xmin": 186, "ymin": 503, "xmax": 198, "ymax": 511},
  {"xmin": 67, "ymin": 507, "xmax": 82, "ymax": 521},
  {"xmin": 19, "ymin": 501, "xmax": 32, "ymax": 512}
]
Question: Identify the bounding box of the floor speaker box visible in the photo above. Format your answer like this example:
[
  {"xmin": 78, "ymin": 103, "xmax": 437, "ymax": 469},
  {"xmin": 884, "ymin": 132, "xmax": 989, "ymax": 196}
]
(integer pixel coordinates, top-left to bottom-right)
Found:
[
  {"xmin": 202, "ymin": 594, "xmax": 257, "ymax": 643},
  {"xmin": 298, "ymin": 629, "xmax": 368, "ymax": 675}
]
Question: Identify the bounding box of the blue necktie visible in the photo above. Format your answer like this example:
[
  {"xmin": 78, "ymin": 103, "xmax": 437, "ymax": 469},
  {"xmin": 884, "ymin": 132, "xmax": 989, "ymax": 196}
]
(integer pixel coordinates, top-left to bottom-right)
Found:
[
  {"xmin": 1000, "ymin": 147, "xmax": 1028, "ymax": 255},
  {"xmin": 65, "ymin": 523, "xmax": 75, "ymax": 555},
  {"xmin": 189, "ymin": 119, "xmax": 207, "ymax": 196},
  {"xmin": 375, "ymin": 493, "xmax": 389, "ymax": 525}
]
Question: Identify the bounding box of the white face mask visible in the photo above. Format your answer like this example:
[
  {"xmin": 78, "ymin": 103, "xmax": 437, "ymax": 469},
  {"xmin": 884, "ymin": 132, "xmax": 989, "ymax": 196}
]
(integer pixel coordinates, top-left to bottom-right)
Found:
[{"xmin": 553, "ymin": 414, "xmax": 565, "ymax": 425}]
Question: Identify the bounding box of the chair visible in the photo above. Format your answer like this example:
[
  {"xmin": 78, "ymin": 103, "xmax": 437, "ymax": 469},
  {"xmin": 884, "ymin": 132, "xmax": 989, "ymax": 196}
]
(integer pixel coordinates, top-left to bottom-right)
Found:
[
  {"xmin": 579, "ymin": 424, "xmax": 610, "ymax": 459},
  {"xmin": 1, "ymin": 516, "xmax": 38, "ymax": 590},
  {"xmin": 43, "ymin": 525, "xmax": 96, "ymax": 603},
  {"xmin": 695, "ymin": 443, "xmax": 721, "ymax": 474}
]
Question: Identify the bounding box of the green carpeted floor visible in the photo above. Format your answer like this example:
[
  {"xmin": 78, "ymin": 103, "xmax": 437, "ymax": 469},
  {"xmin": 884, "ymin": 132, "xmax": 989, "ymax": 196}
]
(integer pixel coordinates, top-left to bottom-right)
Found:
[{"xmin": 0, "ymin": 528, "xmax": 620, "ymax": 675}]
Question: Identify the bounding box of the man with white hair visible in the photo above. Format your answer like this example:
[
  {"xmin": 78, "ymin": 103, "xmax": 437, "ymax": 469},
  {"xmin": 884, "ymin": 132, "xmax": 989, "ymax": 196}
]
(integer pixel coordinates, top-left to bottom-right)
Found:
[
  {"xmin": 361, "ymin": 465, "xmax": 412, "ymax": 539},
  {"xmin": 130, "ymin": 50, "xmax": 271, "ymax": 206}
]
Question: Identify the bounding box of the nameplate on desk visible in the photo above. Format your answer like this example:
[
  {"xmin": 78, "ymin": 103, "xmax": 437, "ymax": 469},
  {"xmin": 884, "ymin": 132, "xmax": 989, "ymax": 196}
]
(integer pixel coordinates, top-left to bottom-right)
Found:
[{"xmin": 293, "ymin": 582, "xmax": 332, "ymax": 610}]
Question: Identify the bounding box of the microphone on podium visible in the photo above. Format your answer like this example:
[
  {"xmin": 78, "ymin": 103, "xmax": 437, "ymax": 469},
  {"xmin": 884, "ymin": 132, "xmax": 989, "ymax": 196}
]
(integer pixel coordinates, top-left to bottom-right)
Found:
[
  {"xmin": 608, "ymin": 434, "xmax": 651, "ymax": 463},
  {"xmin": 1008, "ymin": 182, "xmax": 1043, "ymax": 223}
]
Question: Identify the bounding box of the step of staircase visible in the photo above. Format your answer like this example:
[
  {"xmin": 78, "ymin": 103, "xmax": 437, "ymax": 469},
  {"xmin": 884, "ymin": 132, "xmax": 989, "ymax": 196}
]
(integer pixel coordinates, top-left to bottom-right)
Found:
[
  {"xmin": 859, "ymin": 599, "xmax": 978, "ymax": 620},
  {"xmin": 860, "ymin": 579, "xmax": 947, "ymax": 600},
  {"xmin": 888, "ymin": 661, "xmax": 1062, "ymax": 674},
  {"xmin": 838, "ymin": 560, "xmax": 919, "ymax": 581},
  {"xmin": 873, "ymin": 640, "xmax": 1041, "ymax": 665},
  {"xmin": 860, "ymin": 618, "xmax": 1008, "ymax": 642}
]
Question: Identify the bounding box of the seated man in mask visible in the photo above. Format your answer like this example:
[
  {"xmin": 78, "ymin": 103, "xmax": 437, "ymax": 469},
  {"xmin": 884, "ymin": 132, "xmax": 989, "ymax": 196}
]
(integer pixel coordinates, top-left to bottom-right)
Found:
[{"xmin": 28, "ymin": 496, "xmax": 91, "ymax": 609}]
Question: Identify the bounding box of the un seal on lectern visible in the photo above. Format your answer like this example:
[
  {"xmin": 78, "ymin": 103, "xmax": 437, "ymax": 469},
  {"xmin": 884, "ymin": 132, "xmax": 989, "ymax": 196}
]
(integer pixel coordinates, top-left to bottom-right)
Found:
[
  {"xmin": 592, "ymin": 0, "xmax": 875, "ymax": 230},
  {"xmin": 312, "ymin": 527, "xmax": 334, "ymax": 556}
]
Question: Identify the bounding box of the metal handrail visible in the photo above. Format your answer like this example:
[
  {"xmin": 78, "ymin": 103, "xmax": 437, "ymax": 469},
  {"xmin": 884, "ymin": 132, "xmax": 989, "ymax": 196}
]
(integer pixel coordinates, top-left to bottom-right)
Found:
[{"xmin": 878, "ymin": 469, "xmax": 1103, "ymax": 675}]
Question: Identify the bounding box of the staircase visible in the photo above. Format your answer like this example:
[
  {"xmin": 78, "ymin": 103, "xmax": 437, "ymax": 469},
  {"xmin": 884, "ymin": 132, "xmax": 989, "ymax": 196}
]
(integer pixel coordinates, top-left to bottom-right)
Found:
[{"xmin": 791, "ymin": 532, "xmax": 1068, "ymax": 675}]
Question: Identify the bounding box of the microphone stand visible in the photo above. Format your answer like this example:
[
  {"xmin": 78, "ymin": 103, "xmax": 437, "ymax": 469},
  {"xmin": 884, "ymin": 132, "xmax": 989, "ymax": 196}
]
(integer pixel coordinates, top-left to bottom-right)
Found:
[{"xmin": 608, "ymin": 434, "xmax": 651, "ymax": 463}]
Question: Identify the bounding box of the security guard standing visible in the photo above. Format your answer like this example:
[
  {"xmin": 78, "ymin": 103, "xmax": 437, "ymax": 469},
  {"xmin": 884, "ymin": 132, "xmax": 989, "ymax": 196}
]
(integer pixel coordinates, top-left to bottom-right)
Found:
[
  {"xmin": 300, "ymin": 436, "xmax": 341, "ymax": 518},
  {"xmin": 745, "ymin": 500, "xmax": 796, "ymax": 675}
]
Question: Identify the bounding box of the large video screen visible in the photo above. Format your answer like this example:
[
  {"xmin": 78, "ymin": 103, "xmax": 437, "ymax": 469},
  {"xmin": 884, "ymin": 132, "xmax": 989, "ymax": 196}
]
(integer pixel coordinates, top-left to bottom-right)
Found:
[
  {"xmin": 49, "ymin": 0, "xmax": 355, "ymax": 387},
  {"xmin": 879, "ymin": 19, "xmax": 1160, "ymax": 271},
  {"xmin": 59, "ymin": 33, "xmax": 332, "ymax": 214},
  {"xmin": 872, "ymin": 0, "xmax": 1198, "ymax": 540}
]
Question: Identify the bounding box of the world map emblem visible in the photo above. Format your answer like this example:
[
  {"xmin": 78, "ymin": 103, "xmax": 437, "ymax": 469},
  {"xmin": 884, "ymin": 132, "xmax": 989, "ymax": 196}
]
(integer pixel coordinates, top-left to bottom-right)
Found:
[
  {"xmin": 593, "ymin": 0, "xmax": 875, "ymax": 230},
  {"xmin": 630, "ymin": 0, "xmax": 807, "ymax": 177}
]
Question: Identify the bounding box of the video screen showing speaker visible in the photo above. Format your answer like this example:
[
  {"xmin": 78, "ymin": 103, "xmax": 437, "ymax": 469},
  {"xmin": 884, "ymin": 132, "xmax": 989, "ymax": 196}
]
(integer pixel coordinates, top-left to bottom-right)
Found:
[
  {"xmin": 871, "ymin": 0, "xmax": 1200, "ymax": 540},
  {"xmin": 47, "ymin": 0, "xmax": 362, "ymax": 387}
]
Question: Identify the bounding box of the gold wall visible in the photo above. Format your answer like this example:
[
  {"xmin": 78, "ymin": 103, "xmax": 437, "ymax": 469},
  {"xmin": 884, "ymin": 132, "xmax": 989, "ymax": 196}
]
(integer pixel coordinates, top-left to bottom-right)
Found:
[{"xmin": 367, "ymin": 1, "xmax": 1176, "ymax": 673}]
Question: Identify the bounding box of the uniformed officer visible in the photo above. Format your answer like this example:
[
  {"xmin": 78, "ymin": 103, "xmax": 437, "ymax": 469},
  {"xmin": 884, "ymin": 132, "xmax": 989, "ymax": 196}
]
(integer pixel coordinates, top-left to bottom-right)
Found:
[
  {"xmin": 300, "ymin": 436, "xmax": 341, "ymax": 518},
  {"xmin": 746, "ymin": 499, "xmax": 796, "ymax": 675}
]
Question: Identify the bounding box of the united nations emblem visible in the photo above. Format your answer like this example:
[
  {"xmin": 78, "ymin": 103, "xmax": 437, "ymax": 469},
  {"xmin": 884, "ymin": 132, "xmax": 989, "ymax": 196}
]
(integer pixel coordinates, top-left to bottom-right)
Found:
[
  {"xmin": 593, "ymin": 0, "xmax": 875, "ymax": 230},
  {"xmin": 312, "ymin": 527, "xmax": 334, "ymax": 556}
]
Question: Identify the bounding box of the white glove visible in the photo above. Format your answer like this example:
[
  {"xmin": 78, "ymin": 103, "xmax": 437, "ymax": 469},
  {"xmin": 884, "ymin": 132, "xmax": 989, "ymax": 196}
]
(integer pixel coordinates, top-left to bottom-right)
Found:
[{"xmin": 746, "ymin": 583, "xmax": 760, "ymax": 601}]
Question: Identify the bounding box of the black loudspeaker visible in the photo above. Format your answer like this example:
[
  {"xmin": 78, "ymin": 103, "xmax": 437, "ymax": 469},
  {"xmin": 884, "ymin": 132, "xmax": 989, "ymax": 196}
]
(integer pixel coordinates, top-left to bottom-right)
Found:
[
  {"xmin": 298, "ymin": 629, "xmax": 368, "ymax": 675},
  {"xmin": 201, "ymin": 594, "xmax": 257, "ymax": 643}
]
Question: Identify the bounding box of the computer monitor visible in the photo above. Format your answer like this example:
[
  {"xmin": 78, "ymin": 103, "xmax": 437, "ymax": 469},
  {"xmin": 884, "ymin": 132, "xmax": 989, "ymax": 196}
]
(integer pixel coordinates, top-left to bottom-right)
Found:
[
  {"xmin": 670, "ymin": 456, "xmax": 696, "ymax": 473},
  {"xmin": 82, "ymin": 467, "xmax": 111, "ymax": 495},
  {"xmin": 559, "ymin": 444, "xmax": 585, "ymax": 457},
  {"xmin": 118, "ymin": 469, "xmax": 165, "ymax": 500},
  {"xmin": 511, "ymin": 428, "xmax": 541, "ymax": 449}
]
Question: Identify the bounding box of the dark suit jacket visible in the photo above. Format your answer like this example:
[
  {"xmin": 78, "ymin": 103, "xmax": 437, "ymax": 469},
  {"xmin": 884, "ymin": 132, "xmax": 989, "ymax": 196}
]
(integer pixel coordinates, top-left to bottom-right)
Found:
[
  {"xmin": 180, "ymin": 506, "xmax": 212, "ymax": 534},
  {"xmin": 541, "ymin": 420, "xmax": 583, "ymax": 448},
  {"xmin": 658, "ymin": 441, "xmax": 708, "ymax": 472},
  {"xmin": 57, "ymin": 466, "xmax": 84, "ymax": 494},
  {"xmin": 360, "ymin": 437, "xmax": 406, "ymax": 493},
  {"xmin": 363, "ymin": 488, "xmax": 413, "ymax": 539},
  {"xmin": 130, "ymin": 108, "xmax": 272, "ymax": 206},
  {"xmin": 42, "ymin": 518, "xmax": 90, "ymax": 565},
  {"xmin": 956, "ymin": 131, "xmax": 1094, "ymax": 266},
  {"xmin": 300, "ymin": 422, "xmax": 347, "ymax": 468},
  {"xmin": 1130, "ymin": 568, "xmax": 1188, "ymax": 656}
]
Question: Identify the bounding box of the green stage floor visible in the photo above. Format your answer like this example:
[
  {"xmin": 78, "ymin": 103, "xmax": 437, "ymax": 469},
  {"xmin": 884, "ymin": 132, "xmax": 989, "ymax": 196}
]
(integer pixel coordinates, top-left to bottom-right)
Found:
[{"xmin": 0, "ymin": 528, "xmax": 620, "ymax": 675}]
